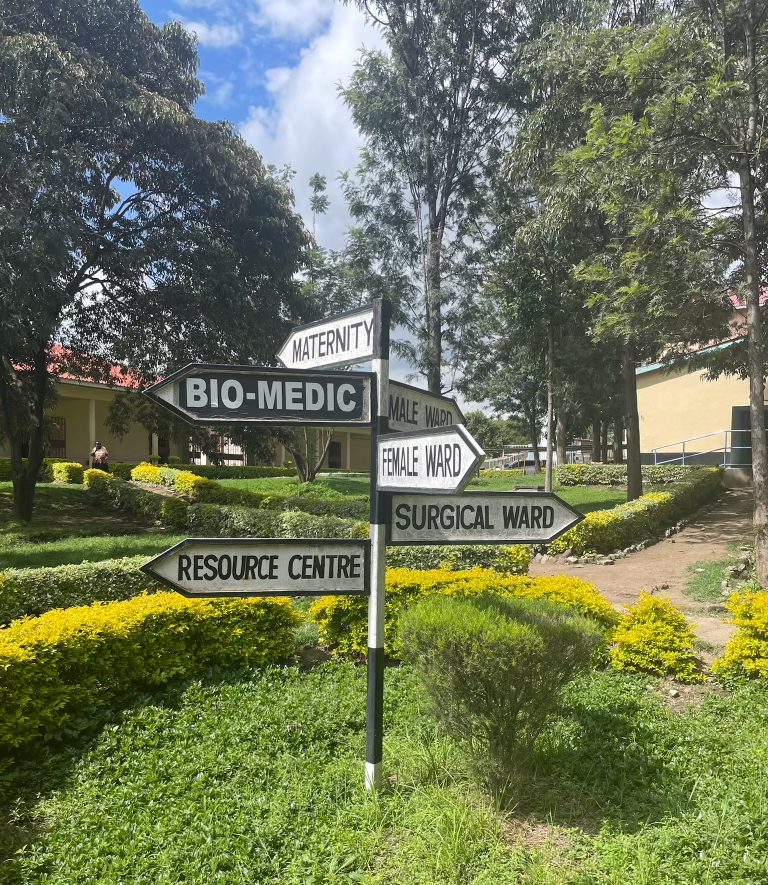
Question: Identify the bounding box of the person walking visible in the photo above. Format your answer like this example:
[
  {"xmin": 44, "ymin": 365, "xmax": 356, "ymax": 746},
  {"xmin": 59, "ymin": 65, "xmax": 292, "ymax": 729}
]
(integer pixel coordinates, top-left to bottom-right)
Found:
[{"xmin": 91, "ymin": 441, "xmax": 109, "ymax": 470}]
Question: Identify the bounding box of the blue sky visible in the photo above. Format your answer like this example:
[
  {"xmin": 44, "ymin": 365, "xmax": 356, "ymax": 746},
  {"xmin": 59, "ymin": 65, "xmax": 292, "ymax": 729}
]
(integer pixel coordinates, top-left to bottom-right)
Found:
[{"xmin": 139, "ymin": 0, "xmax": 383, "ymax": 249}]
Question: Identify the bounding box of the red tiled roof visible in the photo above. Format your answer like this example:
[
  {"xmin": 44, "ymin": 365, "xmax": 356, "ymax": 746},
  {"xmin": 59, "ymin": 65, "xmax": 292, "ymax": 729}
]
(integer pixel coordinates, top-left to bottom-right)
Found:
[{"xmin": 48, "ymin": 344, "xmax": 143, "ymax": 389}]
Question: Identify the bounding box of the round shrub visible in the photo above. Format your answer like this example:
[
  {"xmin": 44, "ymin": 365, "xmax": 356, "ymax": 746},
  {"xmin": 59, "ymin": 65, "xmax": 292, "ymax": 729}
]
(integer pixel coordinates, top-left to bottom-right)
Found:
[
  {"xmin": 712, "ymin": 590, "xmax": 768, "ymax": 681},
  {"xmin": 611, "ymin": 591, "xmax": 704, "ymax": 683},
  {"xmin": 399, "ymin": 593, "xmax": 602, "ymax": 786},
  {"xmin": 108, "ymin": 462, "xmax": 134, "ymax": 480},
  {"xmin": 52, "ymin": 461, "xmax": 84, "ymax": 484},
  {"xmin": 131, "ymin": 461, "xmax": 163, "ymax": 484}
]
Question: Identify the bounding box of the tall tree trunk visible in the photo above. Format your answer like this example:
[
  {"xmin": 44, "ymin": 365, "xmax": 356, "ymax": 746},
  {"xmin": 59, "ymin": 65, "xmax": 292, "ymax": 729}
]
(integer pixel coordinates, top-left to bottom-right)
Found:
[
  {"xmin": 622, "ymin": 342, "xmax": 643, "ymax": 500},
  {"xmin": 592, "ymin": 419, "xmax": 601, "ymax": 463},
  {"xmin": 601, "ymin": 422, "xmax": 609, "ymax": 463},
  {"xmin": 613, "ymin": 414, "xmax": 625, "ymax": 464},
  {"xmin": 526, "ymin": 405, "xmax": 541, "ymax": 474},
  {"xmin": 425, "ymin": 226, "xmax": 442, "ymax": 393},
  {"xmin": 0, "ymin": 346, "xmax": 48, "ymax": 522},
  {"xmin": 738, "ymin": 152, "xmax": 768, "ymax": 583},
  {"xmin": 545, "ymin": 325, "xmax": 554, "ymax": 492},
  {"xmin": 556, "ymin": 408, "xmax": 567, "ymax": 467}
]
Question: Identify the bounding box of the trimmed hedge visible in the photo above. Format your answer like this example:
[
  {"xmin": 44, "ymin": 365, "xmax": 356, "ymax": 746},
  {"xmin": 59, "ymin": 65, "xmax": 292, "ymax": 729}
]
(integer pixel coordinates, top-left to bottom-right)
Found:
[
  {"xmin": 108, "ymin": 462, "xmax": 135, "ymax": 480},
  {"xmin": 84, "ymin": 469, "xmax": 189, "ymax": 529},
  {"xmin": 387, "ymin": 544, "xmax": 531, "ymax": 574},
  {"xmin": 309, "ymin": 567, "xmax": 617, "ymax": 657},
  {"xmin": 0, "ymin": 458, "xmax": 65, "ymax": 483},
  {"xmin": 187, "ymin": 503, "xmax": 368, "ymax": 539},
  {"xmin": 52, "ymin": 461, "xmax": 84, "ymax": 484},
  {"xmin": 547, "ymin": 467, "xmax": 722, "ymax": 556},
  {"xmin": 712, "ymin": 590, "xmax": 768, "ymax": 681},
  {"xmin": 0, "ymin": 592, "xmax": 300, "ymax": 753},
  {"xmin": 0, "ymin": 556, "xmax": 164, "ymax": 624},
  {"xmin": 478, "ymin": 468, "xmax": 525, "ymax": 477},
  {"xmin": 556, "ymin": 463, "xmax": 705, "ymax": 486},
  {"xmin": 181, "ymin": 465, "xmax": 298, "ymax": 479}
]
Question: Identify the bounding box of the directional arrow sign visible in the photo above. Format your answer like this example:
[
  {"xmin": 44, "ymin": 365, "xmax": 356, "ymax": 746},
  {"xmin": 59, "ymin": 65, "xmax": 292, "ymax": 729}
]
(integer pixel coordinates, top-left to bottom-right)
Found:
[
  {"xmin": 143, "ymin": 364, "xmax": 373, "ymax": 426},
  {"xmin": 388, "ymin": 491, "xmax": 583, "ymax": 545},
  {"xmin": 388, "ymin": 380, "xmax": 465, "ymax": 433},
  {"xmin": 277, "ymin": 303, "xmax": 376, "ymax": 370},
  {"xmin": 377, "ymin": 425, "xmax": 485, "ymax": 494},
  {"xmin": 141, "ymin": 539, "xmax": 370, "ymax": 598}
]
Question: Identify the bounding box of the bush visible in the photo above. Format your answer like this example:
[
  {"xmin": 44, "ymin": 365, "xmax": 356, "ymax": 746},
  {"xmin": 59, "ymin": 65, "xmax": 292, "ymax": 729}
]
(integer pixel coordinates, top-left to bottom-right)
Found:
[
  {"xmin": 108, "ymin": 462, "xmax": 134, "ymax": 480},
  {"xmin": 85, "ymin": 470, "xmax": 186, "ymax": 528},
  {"xmin": 547, "ymin": 467, "xmax": 722, "ymax": 555},
  {"xmin": 52, "ymin": 461, "xmax": 84, "ymax": 484},
  {"xmin": 130, "ymin": 461, "xmax": 163, "ymax": 484},
  {"xmin": 0, "ymin": 592, "xmax": 301, "ymax": 753},
  {"xmin": 387, "ymin": 544, "xmax": 531, "ymax": 574},
  {"xmin": 168, "ymin": 455, "xmax": 181, "ymax": 465},
  {"xmin": 478, "ymin": 468, "xmax": 524, "ymax": 477},
  {"xmin": 610, "ymin": 591, "xmax": 704, "ymax": 683},
  {"xmin": 186, "ymin": 503, "xmax": 368, "ymax": 540},
  {"xmin": 149, "ymin": 454, "xmax": 161, "ymax": 465},
  {"xmin": 0, "ymin": 556, "xmax": 164, "ymax": 623},
  {"xmin": 712, "ymin": 590, "xmax": 768, "ymax": 681},
  {"xmin": 0, "ymin": 458, "xmax": 65, "ymax": 483},
  {"xmin": 181, "ymin": 465, "xmax": 298, "ymax": 479},
  {"xmin": 556, "ymin": 464, "xmax": 703, "ymax": 486},
  {"xmin": 310, "ymin": 567, "xmax": 616, "ymax": 657},
  {"xmin": 399, "ymin": 594, "xmax": 602, "ymax": 784}
]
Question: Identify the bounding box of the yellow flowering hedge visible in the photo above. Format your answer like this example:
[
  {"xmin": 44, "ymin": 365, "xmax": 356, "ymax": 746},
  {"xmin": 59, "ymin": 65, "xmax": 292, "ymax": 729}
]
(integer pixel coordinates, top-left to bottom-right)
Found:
[
  {"xmin": 309, "ymin": 567, "xmax": 617, "ymax": 657},
  {"xmin": 712, "ymin": 590, "xmax": 768, "ymax": 681},
  {"xmin": 0, "ymin": 592, "xmax": 300, "ymax": 753},
  {"xmin": 52, "ymin": 461, "xmax": 84, "ymax": 484},
  {"xmin": 130, "ymin": 461, "xmax": 163, "ymax": 484},
  {"xmin": 611, "ymin": 591, "xmax": 704, "ymax": 683},
  {"xmin": 547, "ymin": 468, "xmax": 722, "ymax": 555}
]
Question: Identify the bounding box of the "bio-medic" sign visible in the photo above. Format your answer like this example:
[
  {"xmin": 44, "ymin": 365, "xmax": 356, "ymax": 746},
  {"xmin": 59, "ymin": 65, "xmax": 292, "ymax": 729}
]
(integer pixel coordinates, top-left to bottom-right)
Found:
[
  {"xmin": 143, "ymin": 365, "xmax": 373, "ymax": 426},
  {"xmin": 141, "ymin": 539, "xmax": 370, "ymax": 597}
]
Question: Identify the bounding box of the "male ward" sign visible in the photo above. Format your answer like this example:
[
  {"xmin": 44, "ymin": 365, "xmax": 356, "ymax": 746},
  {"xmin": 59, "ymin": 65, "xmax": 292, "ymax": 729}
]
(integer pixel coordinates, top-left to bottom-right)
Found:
[{"xmin": 388, "ymin": 380, "xmax": 465, "ymax": 433}]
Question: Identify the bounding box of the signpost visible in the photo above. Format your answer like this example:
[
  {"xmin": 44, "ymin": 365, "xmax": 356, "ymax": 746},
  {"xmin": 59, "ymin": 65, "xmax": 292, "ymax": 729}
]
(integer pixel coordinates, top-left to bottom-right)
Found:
[
  {"xmin": 388, "ymin": 491, "xmax": 583, "ymax": 545},
  {"xmin": 143, "ymin": 297, "xmax": 584, "ymax": 794},
  {"xmin": 143, "ymin": 364, "xmax": 373, "ymax": 426},
  {"xmin": 376, "ymin": 425, "xmax": 485, "ymax": 494},
  {"xmin": 388, "ymin": 380, "xmax": 464, "ymax": 433},
  {"xmin": 141, "ymin": 539, "xmax": 370, "ymax": 597},
  {"xmin": 277, "ymin": 303, "xmax": 376, "ymax": 370}
]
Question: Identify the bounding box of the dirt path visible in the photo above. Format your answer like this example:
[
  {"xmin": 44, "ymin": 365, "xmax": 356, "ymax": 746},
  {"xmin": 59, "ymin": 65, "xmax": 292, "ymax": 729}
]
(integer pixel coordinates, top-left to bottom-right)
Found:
[{"xmin": 529, "ymin": 489, "xmax": 754, "ymax": 646}]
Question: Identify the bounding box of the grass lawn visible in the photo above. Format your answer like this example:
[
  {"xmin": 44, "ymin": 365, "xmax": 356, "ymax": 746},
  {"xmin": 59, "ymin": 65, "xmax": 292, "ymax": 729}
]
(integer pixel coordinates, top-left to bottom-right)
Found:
[
  {"xmin": 686, "ymin": 538, "xmax": 754, "ymax": 603},
  {"xmin": 2, "ymin": 663, "xmax": 767, "ymax": 884},
  {"xmin": 0, "ymin": 483, "xmax": 177, "ymax": 570},
  {"xmin": 220, "ymin": 473, "xmax": 628, "ymax": 514}
]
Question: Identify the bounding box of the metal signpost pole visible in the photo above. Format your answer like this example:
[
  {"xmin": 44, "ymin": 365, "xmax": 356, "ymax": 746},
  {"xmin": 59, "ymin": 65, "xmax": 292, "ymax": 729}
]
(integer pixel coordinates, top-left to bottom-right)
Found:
[{"xmin": 366, "ymin": 298, "xmax": 391, "ymax": 791}]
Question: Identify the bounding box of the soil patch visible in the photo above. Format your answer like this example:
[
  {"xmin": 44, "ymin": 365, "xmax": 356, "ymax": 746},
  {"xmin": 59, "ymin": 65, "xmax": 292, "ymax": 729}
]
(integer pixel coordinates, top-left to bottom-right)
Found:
[{"xmin": 529, "ymin": 488, "xmax": 754, "ymax": 645}]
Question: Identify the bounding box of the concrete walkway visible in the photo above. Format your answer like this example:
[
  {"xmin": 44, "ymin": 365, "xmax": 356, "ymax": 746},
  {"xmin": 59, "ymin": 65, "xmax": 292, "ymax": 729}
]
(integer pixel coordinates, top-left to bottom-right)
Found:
[{"xmin": 529, "ymin": 489, "xmax": 755, "ymax": 646}]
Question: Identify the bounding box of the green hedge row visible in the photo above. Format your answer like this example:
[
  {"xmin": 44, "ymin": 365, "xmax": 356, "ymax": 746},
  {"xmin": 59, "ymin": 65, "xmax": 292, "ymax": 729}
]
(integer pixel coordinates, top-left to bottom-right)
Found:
[
  {"xmin": 84, "ymin": 470, "xmax": 189, "ymax": 529},
  {"xmin": 0, "ymin": 556, "xmax": 164, "ymax": 624},
  {"xmin": 187, "ymin": 503, "xmax": 369, "ymax": 539},
  {"xmin": 133, "ymin": 462, "xmax": 371, "ymax": 521},
  {"xmin": 547, "ymin": 467, "xmax": 723, "ymax": 555},
  {"xmin": 0, "ymin": 592, "xmax": 300, "ymax": 754},
  {"xmin": 180, "ymin": 465, "xmax": 298, "ymax": 479},
  {"xmin": 556, "ymin": 463, "xmax": 705, "ymax": 486},
  {"xmin": 0, "ymin": 458, "xmax": 67, "ymax": 483}
]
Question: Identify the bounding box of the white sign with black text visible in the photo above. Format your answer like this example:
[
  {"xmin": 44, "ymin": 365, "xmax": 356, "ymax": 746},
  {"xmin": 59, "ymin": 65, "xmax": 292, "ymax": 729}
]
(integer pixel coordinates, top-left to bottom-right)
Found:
[
  {"xmin": 388, "ymin": 380, "xmax": 465, "ymax": 433},
  {"xmin": 277, "ymin": 304, "xmax": 376, "ymax": 370},
  {"xmin": 388, "ymin": 492, "xmax": 583, "ymax": 544},
  {"xmin": 376, "ymin": 425, "xmax": 485, "ymax": 494},
  {"xmin": 141, "ymin": 539, "xmax": 370, "ymax": 597}
]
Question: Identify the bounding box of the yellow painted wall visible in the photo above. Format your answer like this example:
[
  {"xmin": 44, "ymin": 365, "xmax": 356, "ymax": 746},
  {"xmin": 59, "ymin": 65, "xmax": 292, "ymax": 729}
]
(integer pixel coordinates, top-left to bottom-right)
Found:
[{"xmin": 636, "ymin": 364, "xmax": 760, "ymax": 453}]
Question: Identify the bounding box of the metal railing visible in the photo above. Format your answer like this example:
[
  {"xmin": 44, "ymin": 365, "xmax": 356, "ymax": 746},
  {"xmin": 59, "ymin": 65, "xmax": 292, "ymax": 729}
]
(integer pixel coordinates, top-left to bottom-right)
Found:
[{"xmin": 652, "ymin": 429, "xmax": 753, "ymax": 467}]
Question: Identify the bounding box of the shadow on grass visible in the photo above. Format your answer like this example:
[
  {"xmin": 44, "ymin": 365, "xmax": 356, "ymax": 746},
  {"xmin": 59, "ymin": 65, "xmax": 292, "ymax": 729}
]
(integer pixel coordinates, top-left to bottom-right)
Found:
[{"xmin": 516, "ymin": 673, "xmax": 688, "ymax": 835}]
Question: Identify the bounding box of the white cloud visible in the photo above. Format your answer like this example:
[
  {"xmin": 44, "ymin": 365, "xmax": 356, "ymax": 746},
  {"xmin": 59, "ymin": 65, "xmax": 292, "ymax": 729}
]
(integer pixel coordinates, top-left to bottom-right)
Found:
[
  {"xmin": 250, "ymin": 0, "xmax": 334, "ymax": 39},
  {"xmin": 178, "ymin": 18, "xmax": 242, "ymax": 47},
  {"xmin": 239, "ymin": 3, "xmax": 384, "ymax": 249}
]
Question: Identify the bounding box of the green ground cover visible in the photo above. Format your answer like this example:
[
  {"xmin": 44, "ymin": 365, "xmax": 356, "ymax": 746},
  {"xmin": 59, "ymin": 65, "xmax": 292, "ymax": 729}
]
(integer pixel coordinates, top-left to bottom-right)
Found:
[
  {"xmin": 0, "ymin": 533, "xmax": 185, "ymax": 571},
  {"xmin": 686, "ymin": 538, "xmax": 753, "ymax": 603},
  {"xmin": 219, "ymin": 474, "xmax": 628, "ymax": 513},
  {"xmin": 2, "ymin": 663, "xmax": 766, "ymax": 885}
]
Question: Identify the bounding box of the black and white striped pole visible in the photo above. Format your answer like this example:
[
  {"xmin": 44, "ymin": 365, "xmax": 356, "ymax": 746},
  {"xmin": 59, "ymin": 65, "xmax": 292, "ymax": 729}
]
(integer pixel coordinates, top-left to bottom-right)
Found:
[{"xmin": 366, "ymin": 297, "xmax": 391, "ymax": 791}]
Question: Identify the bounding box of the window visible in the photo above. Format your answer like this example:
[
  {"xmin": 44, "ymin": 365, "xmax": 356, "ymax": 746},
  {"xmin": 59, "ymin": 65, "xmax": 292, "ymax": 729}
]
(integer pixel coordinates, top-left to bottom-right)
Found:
[
  {"xmin": 48, "ymin": 418, "xmax": 66, "ymax": 459},
  {"xmin": 328, "ymin": 440, "xmax": 342, "ymax": 469}
]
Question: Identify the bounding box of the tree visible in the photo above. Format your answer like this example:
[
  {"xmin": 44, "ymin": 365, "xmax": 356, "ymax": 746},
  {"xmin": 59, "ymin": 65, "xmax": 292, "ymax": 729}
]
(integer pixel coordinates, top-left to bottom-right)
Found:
[
  {"xmin": 463, "ymin": 411, "xmax": 528, "ymax": 450},
  {"xmin": 342, "ymin": 0, "xmax": 515, "ymax": 392},
  {"xmin": 0, "ymin": 0, "xmax": 306, "ymax": 520}
]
